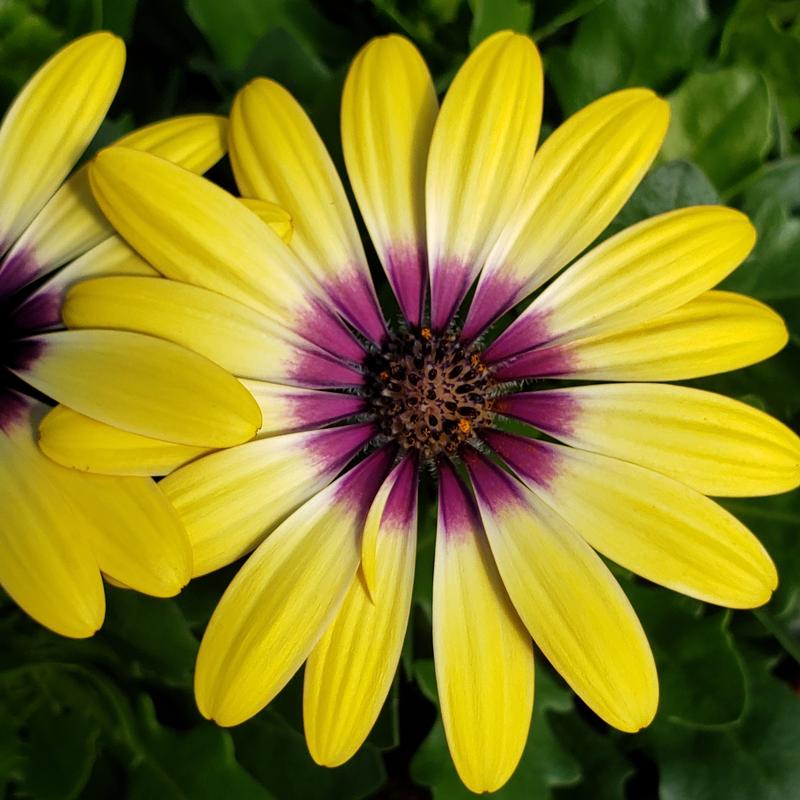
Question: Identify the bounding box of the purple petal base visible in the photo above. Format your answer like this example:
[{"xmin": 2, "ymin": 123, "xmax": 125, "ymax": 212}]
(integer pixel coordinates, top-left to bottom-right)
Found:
[
  {"xmin": 381, "ymin": 452, "xmax": 419, "ymax": 532},
  {"xmin": 480, "ymin": 429, "xmax": 561, "ymax": 489},
  {"xmin": 483, "ymin": 308, "xmax": 553, "ymax": 364},
  {"xmin": 9, "ymin": 289, "xmax": 61, "ymax": 334},
  {"xmin": 430, "ymin": 257, "xmax": 472, "ymax": 332},
  {"xmin": 494, "ymin": 390, "xmax": 579, "ymax": 439},
  {"xmin": 287, "ymin": 391, "xmax": 366, "ymax": 430},
  {"xmin": 0, "ymin": 388, "xmax": 31, "ymax": 434},
  {"xmin": 461, "ymin": 273, "xmax": 522, "ymax": 343},
  {"xmin": 325, "ymin": 270, "xmax": 387, "ymax": 346},
  {"xmin": 0, "ymin": 248, "xmax": 39, "ymax": 300},
  {"xmin": 461, "ymin": 447, "xmax": 526, "ymax": 515},
  {"xmin": 306, "ymin": 421, "xmax": 378, "ymax": 475},
  {"xmin": 334, "ymin": 444, "xmax": 397, "ymax": 516},
  {"xmin": 297, "ymin": 299, "xmax": 367, "ymax": 364},
  {"xmin": 385, "ymin": 246, "xmax": 427, "ymax": 328},
  {"xmin": 493, "ymin": 345, "xmax": 576, "ymax": 382},
  {"xmin": 437, "ymin": 458, "xmax": 482, "ymax": 540},
  {"xmin": 291, "ymin": 347, "xmax": 365, "ymax": 389}
]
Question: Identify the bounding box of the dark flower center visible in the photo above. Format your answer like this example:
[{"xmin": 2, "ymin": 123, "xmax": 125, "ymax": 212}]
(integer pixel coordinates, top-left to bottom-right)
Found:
[{"xmin": 365, "ymin": 328, "xmax": 495, "ymax": 460}]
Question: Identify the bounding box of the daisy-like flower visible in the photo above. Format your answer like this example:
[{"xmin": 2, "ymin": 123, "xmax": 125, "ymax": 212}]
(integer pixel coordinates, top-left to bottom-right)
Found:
[
  {"xmin": 0, "ymin": 32, "xmax": 262, "ymax": 637},
  {"xmin": 45, "ymin": 32, "xmax": 799, "ymax": 791}
]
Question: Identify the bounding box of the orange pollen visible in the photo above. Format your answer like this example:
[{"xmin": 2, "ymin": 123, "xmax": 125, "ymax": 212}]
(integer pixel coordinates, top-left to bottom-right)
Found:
[
  {"xmin": 458, "ymin": 418, "xmax": 472, "ymax": 434},
  {"xmin": 379, "ymin": 370, "xmax": 390, "ymax": 381},
  {"xmin": 420, "ymin": 327, "xmax": 432, "ymax": 340}
]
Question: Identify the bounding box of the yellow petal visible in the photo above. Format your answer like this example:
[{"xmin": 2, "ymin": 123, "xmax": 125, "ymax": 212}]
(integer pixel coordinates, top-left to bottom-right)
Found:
[
  {"xmin": 39, "ymin": 404, "xmax": 209, "ymax": 476},
  {"xmin": 0, "ymin": 397, "xmax": 104, "ymax": 638},
  {"xmin": 465, "ymin": 89, "xmax": 670, "ymax": 339},
  {"xmin": 433, "ymin": 461, "xmax": 533, "ymax": 793},
  {"xmin": 486, "ymin": 431, "xmax": 778, "ymax": 609},
  {"xmin": 242, "ymin": 379, "xmax": 366, "ymax": 437},
  {"xmin": 342, "ymin": 35, "xmax": 437, "ymax": 325},
  {"xmin": 53, "ymin": 467, "xmax": 193, "ymax": 598},
  {"xmin": 195, "ymin": 448, "xmax": 393, "ymax": 726},
  {"xmin": 487, "ymin": 206, "xmax": 756, "ymax": 361},
  {"xmin": 497, "ymin": 383, "xmax": 800, "ymax": 497},
  {"xmin": 495, "ymin": 292, "xmax": 788, "ymax": 382},
  {"xmin": 62, "ymin": 275, "xmax": 340, "ymax": 385},
  {"xmin": 8, "ymin": 114, "xmax": 228, "ymax": 281},
  {"xmin": 465, "ymin": 449, "xmax": 658, "ymax": 732},
  {"xmin": 238, "ymin": 198, "xmax": 293, "ymax": 242},
  {"xmin": 17, "ymin": 329, "xmax": 261, "ymax": 447},
  {"xmin": 304, "ymin": 455, "xmax": 418, "ymax": 766},
  {"xmin": 426, "ymin": 31, "xmax": 543, "ymax": 330},
  {"xmin": 161, "ymin": 424, "xmax": 377, "ymax": 576},
  {"xmin": 88, "ymin": 147, "xmax": 312, "ymax": 324},
  {"xmin": 0, "ymin": 32, "xmax": 124, "ymax": 248},
  {"xmin": 15, "ymin": 236, "xmax": 157, "ymax": 332},
  {"xmin": 229, "ymin": 78, "xmax": 386, "ymax": 342},
  {"xmin": 114, "ymin": 113, "xmax": 228, "ymax": 172}
]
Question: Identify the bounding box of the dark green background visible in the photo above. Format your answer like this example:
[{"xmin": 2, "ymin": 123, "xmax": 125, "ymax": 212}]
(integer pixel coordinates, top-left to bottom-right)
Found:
[{"xmin": 1, "ymin": 1, "xmax": 799, "ymax": 797}]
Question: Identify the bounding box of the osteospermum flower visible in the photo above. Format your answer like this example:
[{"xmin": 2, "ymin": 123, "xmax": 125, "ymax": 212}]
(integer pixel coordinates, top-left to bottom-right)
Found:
[
  {"xmin": 0, "ymin": 32, "xmax": 262, "ymax": 637},
  {"xmin": 44, "ymin": 32, "xmax": 800, "ymax": 791}
]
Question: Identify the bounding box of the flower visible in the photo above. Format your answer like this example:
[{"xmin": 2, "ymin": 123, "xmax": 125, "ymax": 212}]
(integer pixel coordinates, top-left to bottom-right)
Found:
[
  {"xmin": 0, "ymin": 32, "xmax": 261, "ymax": 638},
  {"xmin": 48, "ymin": 31, "xmax": 799, "ymax": 791}
]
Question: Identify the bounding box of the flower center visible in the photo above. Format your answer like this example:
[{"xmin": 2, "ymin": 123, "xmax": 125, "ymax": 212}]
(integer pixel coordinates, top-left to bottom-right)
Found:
[{"xmin": 365, "ymin": 327, "xmax": 495, "ymax": 460}]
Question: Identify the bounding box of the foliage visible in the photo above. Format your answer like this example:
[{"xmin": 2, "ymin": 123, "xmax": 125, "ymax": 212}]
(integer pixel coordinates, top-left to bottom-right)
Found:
[{"xmin": 1, "ymin": 0, "xmax": 799, "ymax": 797}]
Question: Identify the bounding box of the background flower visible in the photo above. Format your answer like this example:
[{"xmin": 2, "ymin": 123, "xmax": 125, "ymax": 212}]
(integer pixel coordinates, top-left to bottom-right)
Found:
[{"xmin": 2, "ymin": 1, "xmax": 800, "ymax": 798}]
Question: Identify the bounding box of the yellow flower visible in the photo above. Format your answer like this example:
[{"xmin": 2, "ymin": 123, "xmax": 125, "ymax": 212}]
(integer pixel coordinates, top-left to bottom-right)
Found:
[
  {"xmin": 47, "ymin": 32, "xmax": 799, "ymax": 791},
  {"xmin": 0, "ymin": 32, "xmax": 259, "ymax": 638}
]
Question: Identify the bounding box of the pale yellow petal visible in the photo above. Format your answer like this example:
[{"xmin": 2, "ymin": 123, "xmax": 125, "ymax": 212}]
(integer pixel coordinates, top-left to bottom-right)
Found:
[
  {"xmin": 161, "ymin": 424, "xmax": 377, "ymax": 576},
  {"xmin": 88, "ymin": 147, "xmax": 312, "ymax": 323},
  {"xmin": 465, "ymin": 450, "xmax": 658, "ymax": 732},
  {"xmin": 39, "ymin": 404, "xmax": 208, "ymax": 476},
  {"xmin": 426, "ymin": 31, "xmax": 543, "ymax": 329},
  {"xmin": 8, "ymin": 114, "xmax": 228, "ymax": 280},
  {"xmin": 53, "ymin": 467, "xmax": 193, "ymax": 598},
  {"xmin": 495, "ymin": 292, "xmax": 788, "ymax": 382},
  {"xmin": 195, "ymin": 448, "xmax": 393, "ymax": 726},
  {"xmin": 0, "ymin": 397, "xmax": 104, "ymax": 638},
  {"xmin": 238, "ymin": 198, "xmax": 293, "ymax": 242},
  {"xmin": 0, "ymin": 32, "xmax": 124, "ymax": 247},
  {"xmin": 433, "ymin": 461, "xmax": 533, "ymax": 793},
  {"xmin": 62, "ymin": 275, "xmax": 323, "ymax": 384},
  {"xmin": 497, "ymin": 384, "xmax": 800, "ymax": 497},
  {"xmin": 342, "ymin": 35, "xmax": 437, "ymax": 324},
  {"xmin": 304, "ymin": 456, "xmax": 418, "ymax": 766},
  {"xmin": 486, "ymin": 206, "xmax": 756, "ymax": 361},
  {"xmin": 486, "ymin": 431, "xmax": 778, "ymax": 609},
  {"xmin": 17, "ymin": 329, "xmax": 261, "ymax": 447},
  {"xmin": 465, "ymin": 88, "xmax": 670, "ymax": 338}
]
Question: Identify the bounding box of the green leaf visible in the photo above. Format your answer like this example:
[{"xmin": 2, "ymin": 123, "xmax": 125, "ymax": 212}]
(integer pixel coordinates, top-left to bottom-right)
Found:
[
  {"xmin": 128, "ymin": 697, "xmax": 272, "ymax": 800},
  {"xmin": 20, "ymin": 704, "xmax": 101, "ymax": 800},
  {"xmin": 643, "ymin": 652, "xmax": 800, "ymax": 800},
  {"xmin": 185, "ymin": 0, "xmax": 351, "ymax": 71},
  {"xmin": 0, "ymin": 0, "xmax": 63, "ymax": 106},
  {"xmin": 551, "ymin": 714, "xmax": 633, "ymax": 800},
  {"xmin": 468, "ymin": 0, "xmax": 533, "ymax": 46},
  {"xmin": 721, "ymin": 0, "xmax": 800, "ymax": 131},
  {"xmin": 661, "ymin": 68, "xmax": 773, "ymax": 192},
  {"xmin": 605, "ymin": 160, "xmax": 719, "ymax": 239},
  {"xmin": 232, "ymin": 710, "xmax": 386, "ymax": 800},
  {"xmin": 410, "ymin": 665, "xmax": 580, "ymax": 798},
  {"xmin": 738, "ymin": 158, "xmax": 800, "ymax": 216},
  {"xmin": 721, "ymin": 196, "xmax": 800, "ymax": 301},
  {"xmin": 723, "ymin": 492, "xmax": 800, "ymax": 624},
  {"xmin": 547, "ymin": 0, "xmax": 714, "ymax": 115},
  {"xmin": 98, "ymin": 589, "xmax": 199, "ymax": 688},
  {"xmin": 531, "ymin": 0, "xmax": 607, "ymax": 42},
  {"xmin": 624, "ymin": 584, "xmax": 747, "ymax": 727}
]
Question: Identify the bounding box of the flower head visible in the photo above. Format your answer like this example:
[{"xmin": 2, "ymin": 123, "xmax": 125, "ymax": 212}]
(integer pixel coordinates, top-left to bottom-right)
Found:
[
  {"xmin": 53, "ymin": 31, "xmax": 800, "ymax": 791},
  {"xmin": 0, "ymin": 32, "xmax": 260, "ymax": 637}
]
